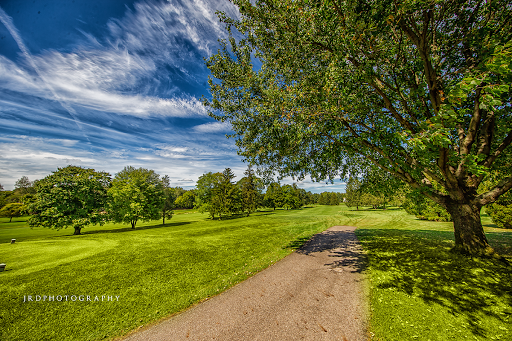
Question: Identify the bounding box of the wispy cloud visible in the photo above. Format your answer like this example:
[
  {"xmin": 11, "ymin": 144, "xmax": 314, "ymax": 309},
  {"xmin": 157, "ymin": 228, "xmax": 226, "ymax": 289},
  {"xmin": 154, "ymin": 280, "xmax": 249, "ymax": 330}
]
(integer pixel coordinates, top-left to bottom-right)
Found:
[
  {"xmin": 0, "ymin": 0, "xmax": 239, "ymax": 118},
  {"xmin": 193, "ymin": 121, "xmax": 232, "ymax": 133}
]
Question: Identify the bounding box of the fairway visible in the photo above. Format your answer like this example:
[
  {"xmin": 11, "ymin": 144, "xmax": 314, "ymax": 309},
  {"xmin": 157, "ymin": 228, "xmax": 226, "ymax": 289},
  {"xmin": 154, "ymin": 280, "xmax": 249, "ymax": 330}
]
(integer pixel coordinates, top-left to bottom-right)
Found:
[
  {"xmin": 1, "ymin": 206, "xmax": 511, "ymax": 341},
  {"xmin": 0, "ymin": 206, "xmax": 347, "ymax": 341}
]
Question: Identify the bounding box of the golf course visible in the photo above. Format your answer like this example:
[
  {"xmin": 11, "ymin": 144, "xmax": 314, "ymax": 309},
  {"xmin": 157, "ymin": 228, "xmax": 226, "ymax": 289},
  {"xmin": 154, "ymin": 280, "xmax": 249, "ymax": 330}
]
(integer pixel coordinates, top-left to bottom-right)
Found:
[{"xmin": 1, "ymin": 205, "xmax": 511, "ymax": 341}]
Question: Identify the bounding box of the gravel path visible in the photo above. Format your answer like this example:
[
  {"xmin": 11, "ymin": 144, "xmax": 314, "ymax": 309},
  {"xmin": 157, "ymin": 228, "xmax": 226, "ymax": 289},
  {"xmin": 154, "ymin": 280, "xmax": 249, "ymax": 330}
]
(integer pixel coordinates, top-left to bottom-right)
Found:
[{"xmin": 121, "ymin": 225, "xmax": 369, "ymax": 341}]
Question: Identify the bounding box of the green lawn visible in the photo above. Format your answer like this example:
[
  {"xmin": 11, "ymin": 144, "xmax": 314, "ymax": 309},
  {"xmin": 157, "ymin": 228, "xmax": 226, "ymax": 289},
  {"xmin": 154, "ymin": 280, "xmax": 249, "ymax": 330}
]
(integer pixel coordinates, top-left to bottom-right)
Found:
[
  {"xmin": 0, "ymin": 206, "xmax": 346, "ymax": 341},
  {"xmin": 1, "ymin": 206, "xmax": 511, "ymax": 341},
  {"xmin": 352, "ymin": 209, "xmax": 512, "ymax": 341}
]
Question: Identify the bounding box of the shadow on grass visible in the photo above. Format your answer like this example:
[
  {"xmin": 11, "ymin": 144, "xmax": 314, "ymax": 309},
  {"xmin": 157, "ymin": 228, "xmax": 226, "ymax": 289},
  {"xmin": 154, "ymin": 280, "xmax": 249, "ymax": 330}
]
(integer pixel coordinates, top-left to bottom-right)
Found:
[
  {"xmin": 82, "ymin": 221, "xmax": 191, "ymax": 235},
  {"xmin": 357, "ymin": 228, "xmax": 512, "ymax": 338}
]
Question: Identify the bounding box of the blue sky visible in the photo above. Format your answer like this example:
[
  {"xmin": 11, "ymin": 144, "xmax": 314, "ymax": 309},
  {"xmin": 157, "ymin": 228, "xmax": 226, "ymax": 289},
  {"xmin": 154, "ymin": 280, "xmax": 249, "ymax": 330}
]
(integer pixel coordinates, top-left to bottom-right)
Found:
[{"xmin": 0, "ymin": 0, "xmax": 346, "ymax": 193}]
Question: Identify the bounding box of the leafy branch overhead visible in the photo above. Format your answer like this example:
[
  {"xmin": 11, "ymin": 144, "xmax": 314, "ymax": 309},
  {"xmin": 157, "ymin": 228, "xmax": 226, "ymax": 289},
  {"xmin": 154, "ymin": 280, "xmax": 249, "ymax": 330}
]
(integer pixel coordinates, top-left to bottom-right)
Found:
[{"xmin": 205, "ymin": 0, "xmax": 512, "ymax": 255}]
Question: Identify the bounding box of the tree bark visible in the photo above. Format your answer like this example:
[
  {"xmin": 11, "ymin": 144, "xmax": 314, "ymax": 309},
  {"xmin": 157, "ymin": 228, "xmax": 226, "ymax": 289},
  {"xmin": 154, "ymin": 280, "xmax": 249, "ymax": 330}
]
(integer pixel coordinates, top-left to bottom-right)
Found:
[
  {"xmin": 73, "ymin": 226, "xmax": 81, "ymax": 235},
  {"xmin": 131, "ymin": 220, "xmax": 136, "ymax": 229},
  {"xmin": 445, "ymin": 202, "xmax": 494, "ymax": 255}
]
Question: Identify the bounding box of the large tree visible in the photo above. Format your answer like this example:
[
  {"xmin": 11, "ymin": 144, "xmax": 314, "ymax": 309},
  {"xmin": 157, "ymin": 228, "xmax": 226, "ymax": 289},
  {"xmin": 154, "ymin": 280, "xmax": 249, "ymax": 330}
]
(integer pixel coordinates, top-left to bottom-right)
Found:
[
  {"xmin": 108, "ymin": 166, "xmax": 165, "ymax": 229},
  {"xmin": 206, "ymin": 0, "xmax": 512, "ymax": 255},
  {"xmin": 28, "ymin": 166, "xmax": 110, "ymax": 235}
]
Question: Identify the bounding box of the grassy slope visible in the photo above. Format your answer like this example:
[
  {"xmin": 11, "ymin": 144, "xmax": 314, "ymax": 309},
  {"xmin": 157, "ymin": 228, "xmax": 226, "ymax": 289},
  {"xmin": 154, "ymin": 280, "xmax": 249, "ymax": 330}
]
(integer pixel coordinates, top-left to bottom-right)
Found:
[{"xmin": 0, "ymin": 206, "xmax": 345, "ymax": 341}]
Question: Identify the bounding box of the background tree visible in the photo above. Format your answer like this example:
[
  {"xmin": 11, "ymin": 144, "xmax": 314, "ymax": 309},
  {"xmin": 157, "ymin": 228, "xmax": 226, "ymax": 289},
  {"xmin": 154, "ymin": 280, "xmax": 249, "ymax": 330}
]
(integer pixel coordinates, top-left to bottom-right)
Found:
[
  {"xmin": 345, "ymin": 177, "xmax": 363, "ymax": 210},
  {"xmin": 329, "ymin": 192, "xmax": 340, "ymax": 206},
  {"xmin": 174, "ymin": 190, "xmax": 196, "ymax": 209},
  {"xmin": 108, "ymin": 166, "xmax": 164, "ymax": 229},
  {"xmin": 0, "ymin": 203, "xmax": 24, "ymax": 222},
  {"xmin": 195, "ymin": 172, "xmax": 223, "ymax": 218},
  {"xmin": 485, "ymin": 190, "xmax": 512, "ymax": 229},
  {"xmin": 211, "ymin": 168, "xmax": 241, "ymax": 219},
  {"xmin": 28, "ymin": 166, "xmax": 110, "ymax": 235},
  {"xmin": 403, "ymin": 190, "xmax": 452, "ymax": 222},
  {"xmin": 238, "ymin": 165, "xmax": 262, "ymax": 216},
  {"xmin": 281, "ymin": 184, "xmax": 302, "ymax": 210},
  {"xmin": 263, "ymin": 182, "xmax": 284, "ymax": 210},
  {"xmin": 14, "ymin": 176, "xmax": 33, "ymax": 195},
  {"xmin": 161, "ymin": 175, "xmax": 174, "ymax": 225},
  {"xmin": 206, "ymin": 0, "xmax": 512, "ymax": 255}
]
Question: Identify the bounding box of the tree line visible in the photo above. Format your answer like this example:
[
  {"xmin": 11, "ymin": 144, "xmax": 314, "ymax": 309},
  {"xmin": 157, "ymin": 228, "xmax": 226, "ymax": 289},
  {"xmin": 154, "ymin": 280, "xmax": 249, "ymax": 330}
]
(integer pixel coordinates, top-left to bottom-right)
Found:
[{"xmin": 0, "ymin": 165, "xmax": 344, "ymax": 234}]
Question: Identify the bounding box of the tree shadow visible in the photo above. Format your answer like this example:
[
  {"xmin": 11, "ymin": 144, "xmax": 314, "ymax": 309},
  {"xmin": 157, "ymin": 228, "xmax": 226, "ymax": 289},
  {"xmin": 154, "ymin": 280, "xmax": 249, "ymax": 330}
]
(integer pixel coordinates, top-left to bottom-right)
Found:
[
  {"xmin": 357, "ymin": 228, "xmax": 512, "ymax": 338},
  {"xmin": 285, "ymin": 230, "xmax": 367, "ymax": 274},
  {"xmin": 82, "ymin": 221, "xmax": 191, "ymax": 235}
]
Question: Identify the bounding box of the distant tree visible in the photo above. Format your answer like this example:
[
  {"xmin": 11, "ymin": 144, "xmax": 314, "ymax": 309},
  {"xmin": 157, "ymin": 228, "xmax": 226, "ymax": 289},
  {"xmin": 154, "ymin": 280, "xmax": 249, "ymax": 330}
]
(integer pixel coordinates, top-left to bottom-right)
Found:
[
  {"xmin": 0, "ymin": 203, "xmax": 24, "ymax": 222},
  {"xmin": 484, "ymin": 173, "xmax": 512, "ymax": 229},
  {"xmin": 108, "ymin": 166, "xmax": 165, "ymax": 229},
  {"xmin": 311, "ymin": 193, "xmax": 320, "ymax": 204},
  {"xmin": 195, "ymin": 172, "xmax": 223, "ymax": 219},
  {"xmin": 345, "ymin": 177, "xmax": 363, "ymax": 211},
  {"xmin": 15, "ymin": 176, "xmax": 32, "ymax": 193},
  {"xmin": 28, "ymin": 166, "xmax": 111, "ymax": 235},
  {"xmin": 238, "ymin": 165, "xmax": 263, "ymax": 216},
  {"xmin": 211, "ymin": 168, "xmax": 241, "ymax": 219},
  {"xmin": 318, "ymin": 192, "xmax": 329, "ymax": 205},
  {"xmin": 175, "ymin": 190, "xmax": 196, "ymax": 209},
  {"xmin": 282, "ymin": 184, "xmax": 302, "ymax": 210},
  {"xmin": 486, "ymin": 190, "xmax": 512, "ymax": 229},
  {"xmin": 404, "ymin": 190, "xmax": 452, "ymax": 222},
  {"xmin": 161, "ymin": 175, "xmax": 174, "ymax": 225},
  {"xmin": 329, "ymin": 192, "xmax": 340, "ymax": 206},
  {"xmin": 361, "ymin": 193, "xmax": 384, "ymax": 209},
  {"xmin": 264, "ymin": 182, "xmax": 284, "ymax": 210}
]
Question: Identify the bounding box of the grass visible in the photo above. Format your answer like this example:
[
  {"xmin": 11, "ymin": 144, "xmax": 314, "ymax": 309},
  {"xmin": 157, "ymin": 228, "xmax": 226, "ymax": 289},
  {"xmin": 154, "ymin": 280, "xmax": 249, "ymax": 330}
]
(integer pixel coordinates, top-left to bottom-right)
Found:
[
  {"xmin": 1, "ymin": 206, "xmax": 511, "ymax": 341},
  {"xmin": 0, "ymin": 206, "xmax": 346, "ymax": 341},
  {"xmin": 351, "ymin": 209, "xmax": 512, "ymax": 341}
]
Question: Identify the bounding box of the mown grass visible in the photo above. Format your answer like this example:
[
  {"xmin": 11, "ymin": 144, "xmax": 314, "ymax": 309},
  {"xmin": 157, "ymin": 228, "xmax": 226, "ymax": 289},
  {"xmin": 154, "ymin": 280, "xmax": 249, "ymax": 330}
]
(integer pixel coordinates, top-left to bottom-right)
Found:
[
  {"xmin": 351, "ymin": 209, "xmax": 512, "ymax": 341},
  {"xmin": 0, "ymin": 206, "xmax": 346, "ymax": 341},
  {"xmin": 1, "ymin": 206, "xmax": 511, "ymax": 341}
]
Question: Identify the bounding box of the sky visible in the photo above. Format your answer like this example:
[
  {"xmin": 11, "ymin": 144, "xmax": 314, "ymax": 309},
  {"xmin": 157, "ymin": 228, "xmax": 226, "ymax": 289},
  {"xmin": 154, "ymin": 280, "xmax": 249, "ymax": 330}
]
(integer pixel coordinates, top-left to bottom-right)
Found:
[{"xmin": 0, "ymin": 0, "xmax": 346, "ymax": 193}]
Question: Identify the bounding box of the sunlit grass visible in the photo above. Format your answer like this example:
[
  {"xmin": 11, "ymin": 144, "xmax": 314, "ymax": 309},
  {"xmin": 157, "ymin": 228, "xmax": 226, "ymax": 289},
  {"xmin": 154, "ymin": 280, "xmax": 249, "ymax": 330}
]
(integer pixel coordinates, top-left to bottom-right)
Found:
[
  {"xmin": 0, "ymin": 206, "xmax": 346, "ymax": 341},
  {"xmin": 1, "ymin": 206, "xmax": 511, "ymax": 341}
]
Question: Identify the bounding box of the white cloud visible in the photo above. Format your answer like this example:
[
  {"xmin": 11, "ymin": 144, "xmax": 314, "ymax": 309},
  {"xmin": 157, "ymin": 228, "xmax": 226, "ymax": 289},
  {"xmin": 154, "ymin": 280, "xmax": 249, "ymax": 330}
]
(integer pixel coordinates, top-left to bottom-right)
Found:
[{"xmin": 193, "ymin": 121, "xmax": 232, "ymax": 133}]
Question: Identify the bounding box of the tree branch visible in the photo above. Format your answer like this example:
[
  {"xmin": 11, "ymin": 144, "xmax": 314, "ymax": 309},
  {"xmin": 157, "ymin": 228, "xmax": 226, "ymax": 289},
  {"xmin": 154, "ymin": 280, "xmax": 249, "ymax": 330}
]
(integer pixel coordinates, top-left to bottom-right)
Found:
[{"xmin": 477, "ymin": 176, "xmax": 512, "ymax": 206}]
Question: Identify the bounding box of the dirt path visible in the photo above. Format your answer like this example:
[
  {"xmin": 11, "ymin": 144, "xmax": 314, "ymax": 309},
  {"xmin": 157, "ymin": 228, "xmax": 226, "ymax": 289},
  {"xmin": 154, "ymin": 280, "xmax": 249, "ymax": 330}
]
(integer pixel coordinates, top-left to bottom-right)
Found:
[{"xmin": 121, "ymin": 225, "xmax": 369, "ymax": 341}]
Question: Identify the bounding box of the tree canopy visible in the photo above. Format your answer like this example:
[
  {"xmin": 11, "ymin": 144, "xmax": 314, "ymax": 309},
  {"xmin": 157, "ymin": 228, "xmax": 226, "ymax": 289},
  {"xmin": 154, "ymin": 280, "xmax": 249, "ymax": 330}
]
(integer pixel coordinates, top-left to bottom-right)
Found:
[
  {"xmin": 206, "ymin": 0, "xmax": 512, "ymax": 255},
  {"xmin": 108, "ymin": 166, "xmax": 165, "ymax": 229},
  {"xmin": 28, "ymin": 166, "xmax": 110, "ymax": 235}
]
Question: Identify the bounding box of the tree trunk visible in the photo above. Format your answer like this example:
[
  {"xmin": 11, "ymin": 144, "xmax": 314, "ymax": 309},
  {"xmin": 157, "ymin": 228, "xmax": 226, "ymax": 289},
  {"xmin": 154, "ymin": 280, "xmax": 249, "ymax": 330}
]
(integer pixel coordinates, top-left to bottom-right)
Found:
[
  {"xmin": 73, "ymin": 226, "xmax": 81, "ymax": 235},
  {"xmin": 131, "ymin": 220, "xmax": 136, "ymax": 229},
  {"xmin": 445, "ymin": 202, "xmax": 494, "ymax": 256}
]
